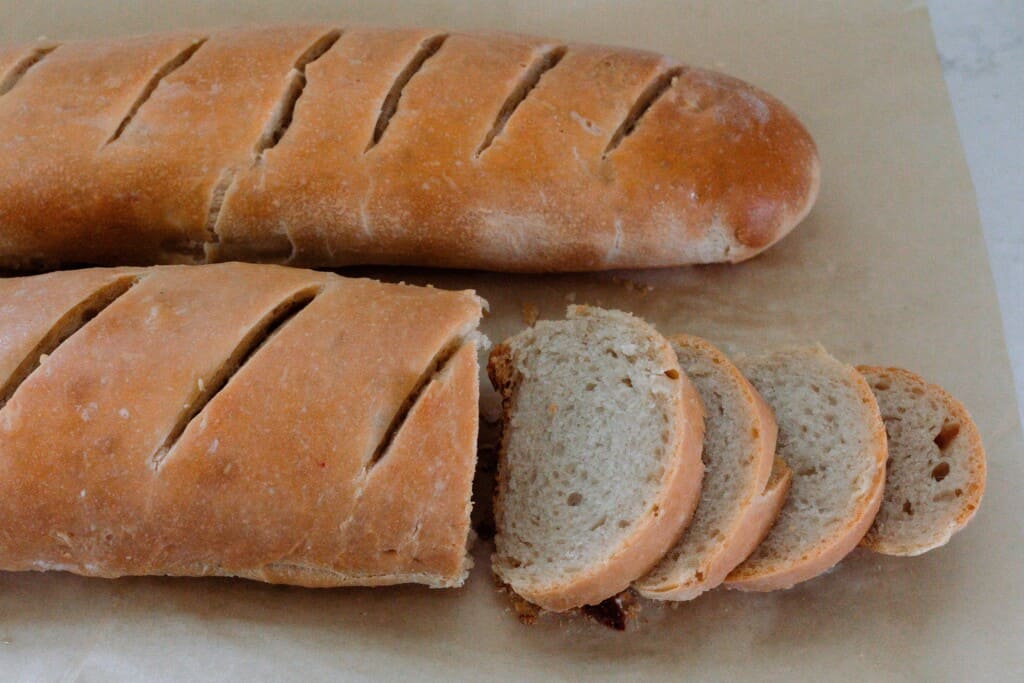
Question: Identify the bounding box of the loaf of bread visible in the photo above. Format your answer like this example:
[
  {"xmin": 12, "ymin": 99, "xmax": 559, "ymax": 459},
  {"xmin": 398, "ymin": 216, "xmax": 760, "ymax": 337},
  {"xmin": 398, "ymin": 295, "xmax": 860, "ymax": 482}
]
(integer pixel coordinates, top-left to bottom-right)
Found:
[
  {"xmin": 0, "ymin": 25, "xmax": 819, "ymax": 272},
  {"xmin": 0, "ymin": 263, "xmax": 484, "ymax": 587}
]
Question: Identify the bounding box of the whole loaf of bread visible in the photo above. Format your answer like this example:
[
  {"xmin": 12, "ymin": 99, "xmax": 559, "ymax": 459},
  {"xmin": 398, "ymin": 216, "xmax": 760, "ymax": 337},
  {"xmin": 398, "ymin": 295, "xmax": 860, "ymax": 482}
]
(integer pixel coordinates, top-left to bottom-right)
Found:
[
  {"xmin": 0, "ymin": 25, "xmax": 819, "ymax": 272},
  {"xmin": 0, "ymin": 263, "xmax": 484, "ymax": 587}
]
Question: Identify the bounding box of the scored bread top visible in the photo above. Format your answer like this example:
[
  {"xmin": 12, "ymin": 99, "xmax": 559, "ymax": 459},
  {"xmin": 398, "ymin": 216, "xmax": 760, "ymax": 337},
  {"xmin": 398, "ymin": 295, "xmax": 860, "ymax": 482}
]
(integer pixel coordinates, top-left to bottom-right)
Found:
[
  {"xmin": 489, "ymin": 307, "xmax": 705, "ymax": 611},
  {"xmin": 858, "ymin": 366, "xmax": 986, "ymax": 556},
  {"xmin": 0, "ymin": 263, "xmax": 483, "ymax": 587},
  {"xmin": 0, "ymin": 39, "xmax": 58, "ymax": 95},
  {"xmin": 0, "ymin": 268, "xmax": 140, "ymax": 405},
  {"xmin": 634, "ymin": 334, "xmax": 782, "ymax": 601},
  {"xmin": 726, "ymin": 346, "xmax": 887, "ymax": 591},
  {"xmin": 0, "ymin": 25, "xmax": 818, "ymax": 271}
]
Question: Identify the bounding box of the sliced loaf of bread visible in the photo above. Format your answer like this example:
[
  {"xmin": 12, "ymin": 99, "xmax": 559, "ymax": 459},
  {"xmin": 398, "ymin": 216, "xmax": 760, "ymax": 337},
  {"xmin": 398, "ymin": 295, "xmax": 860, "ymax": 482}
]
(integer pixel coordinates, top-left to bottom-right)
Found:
[
  {"xmin": 487, "ymin": 307, "xmax": 705, "ymax": 611},
  {"xmin": 858, "ymin": 366, "xmax": 986, "ymax": 556},
  {"xmin": 725, "ymin": 346, "xmax": 887, "ymax": 591},
  {"xmin": 634, "ymin": 334, "xmax": 790, "ymax": 601}
]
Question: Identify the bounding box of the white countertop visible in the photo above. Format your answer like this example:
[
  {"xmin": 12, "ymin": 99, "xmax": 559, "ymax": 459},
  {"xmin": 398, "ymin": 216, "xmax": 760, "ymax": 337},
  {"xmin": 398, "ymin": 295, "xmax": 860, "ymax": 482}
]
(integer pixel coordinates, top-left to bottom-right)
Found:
[{"xmin": 929, "ymin": 0, "xmax": 1024, "ymax": 428}]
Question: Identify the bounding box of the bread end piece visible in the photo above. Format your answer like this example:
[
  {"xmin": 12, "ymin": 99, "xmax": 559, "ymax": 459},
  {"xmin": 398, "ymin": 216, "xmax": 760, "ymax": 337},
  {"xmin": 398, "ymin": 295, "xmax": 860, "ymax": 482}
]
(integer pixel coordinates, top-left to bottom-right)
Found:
[
  {"xmin": 653, "ymin": 68, "xmax": 821, "ymax": 265},
  {"xmin": 857, "ymin": 366, "xmax": 986, "ymax": 556}
]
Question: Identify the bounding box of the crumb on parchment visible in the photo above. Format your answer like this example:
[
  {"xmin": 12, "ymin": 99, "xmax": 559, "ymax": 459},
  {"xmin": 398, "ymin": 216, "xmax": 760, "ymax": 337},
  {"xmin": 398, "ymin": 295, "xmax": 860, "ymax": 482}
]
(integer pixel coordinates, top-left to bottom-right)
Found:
[
  {"xmin": 611, "ymin": 275, "xmax": 654, "ymax": 294},
  {"xmin": 521, "ymin": 302, "xmax": 539, "ymax": 326}
]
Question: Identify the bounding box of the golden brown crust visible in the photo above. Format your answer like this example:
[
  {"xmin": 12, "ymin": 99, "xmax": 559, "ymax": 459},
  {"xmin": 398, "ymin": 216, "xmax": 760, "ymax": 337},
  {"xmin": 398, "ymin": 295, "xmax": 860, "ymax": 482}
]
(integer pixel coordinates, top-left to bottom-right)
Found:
[
  {"xmin": 0, "ymin": 31, "xmax": 208, "ymax": 268},
  {"xmin": 856, "ymin": 366, "xmax": 986, "ymax": 556},
  {"xmin": 488, "ymin": 308, "xmax": 706, "ymax": 611},
  {"xmin": 0, "ymin": 268, "xmax": 139, "ymax": 401},
  {"xmin": 0, "ymin": 25, "xmax": 819, "ymax": 272},
  {"xmin": 0, "ymin": 263, "xmax": 482, "ymax": 587}
]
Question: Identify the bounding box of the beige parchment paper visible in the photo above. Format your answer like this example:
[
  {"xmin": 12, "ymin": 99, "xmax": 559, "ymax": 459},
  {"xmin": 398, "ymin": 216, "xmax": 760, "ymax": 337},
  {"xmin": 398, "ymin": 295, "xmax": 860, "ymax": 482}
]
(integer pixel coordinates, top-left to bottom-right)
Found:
[{"xmin": 0, "ymin": 1, "xmax": 1021, "ymax": 680}]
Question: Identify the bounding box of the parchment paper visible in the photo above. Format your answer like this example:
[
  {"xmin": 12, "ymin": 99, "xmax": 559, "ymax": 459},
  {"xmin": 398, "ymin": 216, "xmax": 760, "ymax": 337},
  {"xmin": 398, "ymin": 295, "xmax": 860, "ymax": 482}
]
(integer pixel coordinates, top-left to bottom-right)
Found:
[{"xmin": 1, "ymin": 1, "xmax": 1021, "ymax": 680}]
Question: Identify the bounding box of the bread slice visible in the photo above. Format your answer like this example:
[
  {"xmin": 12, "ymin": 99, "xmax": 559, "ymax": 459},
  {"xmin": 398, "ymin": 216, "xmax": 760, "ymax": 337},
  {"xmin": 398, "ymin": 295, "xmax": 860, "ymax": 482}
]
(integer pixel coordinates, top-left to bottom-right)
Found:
[
  {"xmin": 725, "ymin": 346, "xmax": 887, "ymax": 591},
  {"xmin": 634, "ymin": 334, "xmax": 790, "ymax": 601},
  {"xmin": 487, "ymin": 306, "xmax": 705, "ymax": 611},
  {"xmin": 857, "ymin": 366, "xmax": 986, "ymax": 556}
]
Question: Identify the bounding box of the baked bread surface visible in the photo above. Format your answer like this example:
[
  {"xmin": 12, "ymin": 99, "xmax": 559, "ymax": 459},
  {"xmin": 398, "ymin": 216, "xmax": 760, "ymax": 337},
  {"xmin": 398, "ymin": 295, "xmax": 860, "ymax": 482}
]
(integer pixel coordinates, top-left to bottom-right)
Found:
[
  {"xmin": 0, "ymin": 263, "xmax": 483, "ymax": 587},
  {"xmin": 0, "ymin": 25, "xmax": 819, "ymax": 271}
]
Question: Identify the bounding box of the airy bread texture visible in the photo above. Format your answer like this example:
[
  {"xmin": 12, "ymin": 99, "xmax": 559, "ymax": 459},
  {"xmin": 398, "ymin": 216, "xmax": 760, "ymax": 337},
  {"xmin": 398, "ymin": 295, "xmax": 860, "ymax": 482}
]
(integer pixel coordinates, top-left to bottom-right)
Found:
[
  {"xmin": 726, "ymin": 347, "xmax": 887, "ymax": 591},
  {"xmin": 0, "ymin": 25, "xmax": 818, "ymax": 271},
  {"xmin": 858, "ymin": 366, "xmax": 986, "ymax": 556},
  {"xmin": 0, "ymin": 263, "xmax": 484, "ymax": 588},
  {"xmin": 635, "ymin": 334, "xmax": 788, "ymax": 601},
  {"xmin": 488, "ymin": 307, "xmax": 705, "ymax": 611}
]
